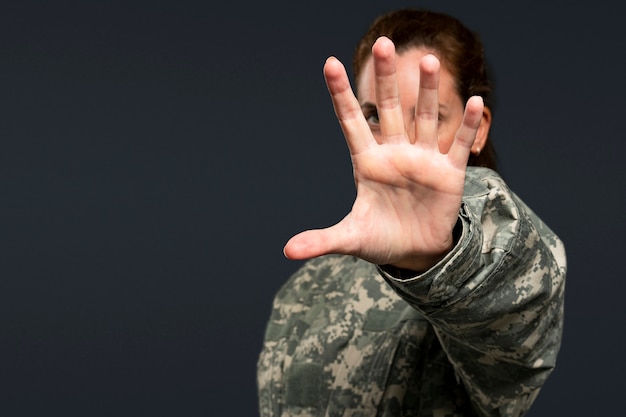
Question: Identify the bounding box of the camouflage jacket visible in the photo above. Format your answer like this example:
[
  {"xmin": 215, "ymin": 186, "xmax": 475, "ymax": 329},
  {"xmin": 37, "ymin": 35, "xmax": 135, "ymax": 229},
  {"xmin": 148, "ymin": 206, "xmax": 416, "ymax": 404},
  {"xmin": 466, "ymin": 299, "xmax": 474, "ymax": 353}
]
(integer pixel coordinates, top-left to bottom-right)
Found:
[{"xmin": 257, "ymin": 167, "xmax": 567, "ymax": 417}]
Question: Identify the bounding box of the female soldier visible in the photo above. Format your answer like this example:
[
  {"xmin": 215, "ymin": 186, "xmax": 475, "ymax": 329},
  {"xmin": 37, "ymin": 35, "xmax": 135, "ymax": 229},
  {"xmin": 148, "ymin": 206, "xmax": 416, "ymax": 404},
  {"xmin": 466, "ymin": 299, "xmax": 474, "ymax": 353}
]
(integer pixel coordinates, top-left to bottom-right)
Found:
[{"xmin": 258, "ymin": 9, "xmax": 566, "ymax": 417}]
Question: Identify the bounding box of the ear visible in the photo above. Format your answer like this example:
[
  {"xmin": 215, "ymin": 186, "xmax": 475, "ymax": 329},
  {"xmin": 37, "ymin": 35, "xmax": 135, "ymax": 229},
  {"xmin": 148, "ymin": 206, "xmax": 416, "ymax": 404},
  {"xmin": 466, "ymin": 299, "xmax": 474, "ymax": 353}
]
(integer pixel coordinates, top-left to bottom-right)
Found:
[{"xmin": 471, "ymin": 106, "xmax": 492, "ymax": 155}]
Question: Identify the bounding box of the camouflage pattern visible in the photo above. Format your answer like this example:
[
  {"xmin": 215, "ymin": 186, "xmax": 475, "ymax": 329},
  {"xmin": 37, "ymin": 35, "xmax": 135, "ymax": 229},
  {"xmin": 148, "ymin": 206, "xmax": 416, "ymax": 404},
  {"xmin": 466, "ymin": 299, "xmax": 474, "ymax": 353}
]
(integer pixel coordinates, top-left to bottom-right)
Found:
[{"xmin": 258, "ymin": 167, "xmax": 567, "ymax": 417}]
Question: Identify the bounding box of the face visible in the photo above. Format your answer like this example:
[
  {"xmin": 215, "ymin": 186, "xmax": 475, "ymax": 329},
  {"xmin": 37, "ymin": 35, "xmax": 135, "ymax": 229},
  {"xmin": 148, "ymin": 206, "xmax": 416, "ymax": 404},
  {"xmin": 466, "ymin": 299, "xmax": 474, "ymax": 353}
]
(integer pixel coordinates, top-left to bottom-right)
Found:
[{"xmin": 356, "ymin": 48, "xmax": 465, "ymax": 148}]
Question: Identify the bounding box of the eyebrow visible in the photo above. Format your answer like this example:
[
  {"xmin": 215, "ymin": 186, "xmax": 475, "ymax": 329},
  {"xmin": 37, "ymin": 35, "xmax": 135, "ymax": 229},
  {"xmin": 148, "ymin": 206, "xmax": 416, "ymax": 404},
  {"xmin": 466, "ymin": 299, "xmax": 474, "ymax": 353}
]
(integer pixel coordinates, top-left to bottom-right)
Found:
[
  {"xmin": 360, "ymin": 102, "xmax": 376, "ymax": 112},
  {"xmin": 411, "ymin": 104, "xmax": 448, "ymax": 114},
  {"xmin": 360, "ymin": 102, "xmax": 449, "ymax": 116}
]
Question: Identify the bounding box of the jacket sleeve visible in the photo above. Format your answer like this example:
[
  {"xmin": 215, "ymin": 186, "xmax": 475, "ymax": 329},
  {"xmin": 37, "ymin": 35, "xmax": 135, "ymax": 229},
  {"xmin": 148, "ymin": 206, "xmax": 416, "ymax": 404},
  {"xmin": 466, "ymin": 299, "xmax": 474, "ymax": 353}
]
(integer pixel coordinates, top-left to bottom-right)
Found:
[{"xmin": 377, "ymin": 167, "xmax": 567, "ymax": 417}]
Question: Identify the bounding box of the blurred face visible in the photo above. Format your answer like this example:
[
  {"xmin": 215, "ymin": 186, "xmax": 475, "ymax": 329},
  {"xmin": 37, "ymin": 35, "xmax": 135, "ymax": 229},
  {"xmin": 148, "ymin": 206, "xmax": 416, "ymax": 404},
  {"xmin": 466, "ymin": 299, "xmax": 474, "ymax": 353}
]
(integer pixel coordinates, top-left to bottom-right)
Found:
[{"xmin": 356, "ymin": 47, "xmax": 464, "ymax": 147}]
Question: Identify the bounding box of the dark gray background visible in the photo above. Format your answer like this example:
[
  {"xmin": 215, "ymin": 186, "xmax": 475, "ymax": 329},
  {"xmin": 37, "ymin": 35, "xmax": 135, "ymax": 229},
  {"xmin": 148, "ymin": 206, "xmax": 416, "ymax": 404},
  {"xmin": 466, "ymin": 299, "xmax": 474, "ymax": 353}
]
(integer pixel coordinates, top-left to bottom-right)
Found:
[{"xmin": 1, "ymin": 0, "xmax": 624, "ymax": 415}]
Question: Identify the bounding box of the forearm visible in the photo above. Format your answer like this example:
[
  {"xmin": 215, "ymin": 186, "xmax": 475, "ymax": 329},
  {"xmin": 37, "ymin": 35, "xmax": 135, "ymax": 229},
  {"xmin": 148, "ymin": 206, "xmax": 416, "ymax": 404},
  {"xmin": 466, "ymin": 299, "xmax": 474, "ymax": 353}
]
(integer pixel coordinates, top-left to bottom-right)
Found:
[
  {"xmin": 377, "ymin": 170, "xmax": 567, "ymax": 416},
  {"xmin": 436, "ymin": 214, "xmax": 564, "ymax": 416}
]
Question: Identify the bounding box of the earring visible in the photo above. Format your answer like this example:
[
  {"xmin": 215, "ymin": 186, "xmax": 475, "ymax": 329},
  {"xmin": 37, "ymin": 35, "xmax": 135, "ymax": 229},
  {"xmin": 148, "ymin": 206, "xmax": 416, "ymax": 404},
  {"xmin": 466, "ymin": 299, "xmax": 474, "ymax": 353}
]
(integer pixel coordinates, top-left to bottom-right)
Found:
[{"xmin": 473, "ymin": 146, "xmax": 481, "ymax": 155}]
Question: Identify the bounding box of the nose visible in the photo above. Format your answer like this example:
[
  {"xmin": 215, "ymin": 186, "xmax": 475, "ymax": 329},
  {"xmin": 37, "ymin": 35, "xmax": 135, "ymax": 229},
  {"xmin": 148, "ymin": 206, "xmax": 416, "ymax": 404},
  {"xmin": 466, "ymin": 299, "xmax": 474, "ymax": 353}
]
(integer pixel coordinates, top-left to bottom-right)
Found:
[{"xmin": 405, "ymin": 118, "xmax": 416, "ymax": 143}]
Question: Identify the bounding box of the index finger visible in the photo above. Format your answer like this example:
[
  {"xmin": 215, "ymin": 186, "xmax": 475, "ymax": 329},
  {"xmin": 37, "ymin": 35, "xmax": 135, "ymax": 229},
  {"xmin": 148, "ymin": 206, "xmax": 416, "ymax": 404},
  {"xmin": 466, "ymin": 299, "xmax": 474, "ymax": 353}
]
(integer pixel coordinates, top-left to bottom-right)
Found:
[{"xmin": 324, "ymin": 56, "xmax": 374, "ymax": 154}]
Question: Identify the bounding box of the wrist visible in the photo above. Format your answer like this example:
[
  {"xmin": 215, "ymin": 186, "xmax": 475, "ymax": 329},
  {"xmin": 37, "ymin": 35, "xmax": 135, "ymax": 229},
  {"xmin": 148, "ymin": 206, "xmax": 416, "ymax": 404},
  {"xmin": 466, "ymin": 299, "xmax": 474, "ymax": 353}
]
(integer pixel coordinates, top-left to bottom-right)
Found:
[
  {"xmin": 383, "ymin": 217, "xmax": 463, "ymax": 275},
  {"xmin": 387, "ymin": 249, "xmax": 451, "ymax": 274}
]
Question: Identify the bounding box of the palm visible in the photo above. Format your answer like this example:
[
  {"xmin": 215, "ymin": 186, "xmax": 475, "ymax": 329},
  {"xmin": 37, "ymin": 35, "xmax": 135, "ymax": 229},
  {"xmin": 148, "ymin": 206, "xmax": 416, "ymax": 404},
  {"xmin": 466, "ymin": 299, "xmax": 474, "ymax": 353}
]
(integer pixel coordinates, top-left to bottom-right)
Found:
[
  {"xmin": 345, "ymin": 142, "xmax": 466, "ymax": 265},
  {"xmin": 284, "ymin": 37, "xmax": 484, "ymax": 271}
]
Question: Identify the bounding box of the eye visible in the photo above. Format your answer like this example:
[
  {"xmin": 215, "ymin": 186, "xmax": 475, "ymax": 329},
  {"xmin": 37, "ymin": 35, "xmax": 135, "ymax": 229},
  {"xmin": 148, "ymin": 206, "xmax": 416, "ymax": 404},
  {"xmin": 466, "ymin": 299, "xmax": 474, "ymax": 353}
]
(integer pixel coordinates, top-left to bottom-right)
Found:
[{"xmin": 363, "ymin": 107, "xmax": 380, "ymax": 127}]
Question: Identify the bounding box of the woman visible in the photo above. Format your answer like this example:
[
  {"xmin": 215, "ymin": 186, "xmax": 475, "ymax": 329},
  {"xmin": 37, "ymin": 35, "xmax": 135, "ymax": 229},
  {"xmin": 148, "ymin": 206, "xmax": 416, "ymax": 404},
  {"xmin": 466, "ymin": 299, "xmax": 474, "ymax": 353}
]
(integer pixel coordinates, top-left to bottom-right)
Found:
[{"xmin": 258, "ymin": 9, "xmax": 566, "ymax": 417}]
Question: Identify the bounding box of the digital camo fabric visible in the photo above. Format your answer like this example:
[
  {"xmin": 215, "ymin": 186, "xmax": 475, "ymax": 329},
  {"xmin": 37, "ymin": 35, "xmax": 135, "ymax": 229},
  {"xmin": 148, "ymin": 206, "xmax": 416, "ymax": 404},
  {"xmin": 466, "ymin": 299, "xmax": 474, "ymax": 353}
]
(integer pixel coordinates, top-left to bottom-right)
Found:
[{"xmin": 257, "ymin": 167, "xmax": 567, "ymax": 417}]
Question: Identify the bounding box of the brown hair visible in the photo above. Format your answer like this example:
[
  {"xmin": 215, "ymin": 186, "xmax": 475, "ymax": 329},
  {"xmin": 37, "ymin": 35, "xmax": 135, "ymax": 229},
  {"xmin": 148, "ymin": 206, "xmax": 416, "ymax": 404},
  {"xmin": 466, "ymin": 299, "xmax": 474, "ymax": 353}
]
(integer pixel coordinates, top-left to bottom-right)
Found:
[{"xmin": 353, "ymin": 9, "xmax": 497, "ymax": 170}]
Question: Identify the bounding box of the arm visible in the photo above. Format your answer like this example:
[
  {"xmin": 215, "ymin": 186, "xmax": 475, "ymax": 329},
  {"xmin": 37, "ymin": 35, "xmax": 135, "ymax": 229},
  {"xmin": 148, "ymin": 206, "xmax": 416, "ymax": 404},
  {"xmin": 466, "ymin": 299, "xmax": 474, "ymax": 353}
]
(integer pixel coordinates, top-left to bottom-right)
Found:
[{"xmin": 379, "ymin": 168, "xmax": 567, "ymax": 416}]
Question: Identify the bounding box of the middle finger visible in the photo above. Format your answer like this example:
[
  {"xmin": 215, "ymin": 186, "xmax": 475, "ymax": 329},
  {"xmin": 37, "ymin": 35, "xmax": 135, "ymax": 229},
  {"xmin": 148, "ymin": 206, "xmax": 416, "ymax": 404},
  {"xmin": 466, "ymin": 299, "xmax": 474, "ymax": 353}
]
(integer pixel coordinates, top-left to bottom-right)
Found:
[
  {"xmin": 373, "ymin": 37, "xmax": 406, "ymax": 142},
  {"xmin": 414, "ymin": 54, "xmax": 440, "ymax": 148}
]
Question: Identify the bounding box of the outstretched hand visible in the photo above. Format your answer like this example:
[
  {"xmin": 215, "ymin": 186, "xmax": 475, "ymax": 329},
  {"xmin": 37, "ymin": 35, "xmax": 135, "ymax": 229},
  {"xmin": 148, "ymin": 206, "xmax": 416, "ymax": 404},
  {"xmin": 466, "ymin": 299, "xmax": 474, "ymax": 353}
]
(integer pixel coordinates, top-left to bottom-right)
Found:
[{"xmin": 284, "ymin": 37, "xmax": 484, "ymax": 271}]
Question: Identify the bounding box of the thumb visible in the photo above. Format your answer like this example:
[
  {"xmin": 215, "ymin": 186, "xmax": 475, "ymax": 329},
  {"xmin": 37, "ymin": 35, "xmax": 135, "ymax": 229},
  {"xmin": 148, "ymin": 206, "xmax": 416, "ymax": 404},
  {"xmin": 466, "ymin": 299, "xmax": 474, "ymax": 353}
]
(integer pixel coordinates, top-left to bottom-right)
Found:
[{"xmin": 283, "ymin": 223, "xmax": 355, "ymax": 260}]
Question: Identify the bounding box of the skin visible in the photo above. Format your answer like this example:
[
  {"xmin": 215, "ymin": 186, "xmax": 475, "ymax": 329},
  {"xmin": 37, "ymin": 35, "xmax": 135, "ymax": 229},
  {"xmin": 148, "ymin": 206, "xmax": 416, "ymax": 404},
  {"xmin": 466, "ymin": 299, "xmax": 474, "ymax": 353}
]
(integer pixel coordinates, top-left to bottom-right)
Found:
[{"xmin": 284, "ymin": 36, "xmax": 492, "ymax": 272}]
